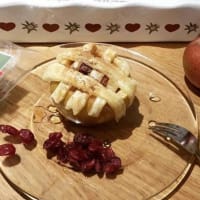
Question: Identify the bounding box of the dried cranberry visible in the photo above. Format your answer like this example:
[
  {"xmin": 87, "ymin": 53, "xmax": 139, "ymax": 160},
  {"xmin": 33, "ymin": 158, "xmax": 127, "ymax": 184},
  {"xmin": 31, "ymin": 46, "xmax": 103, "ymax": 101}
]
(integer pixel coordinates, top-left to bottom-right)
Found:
[
  {"xmin": 68, "ymin": 148, "xmax": 89, "ymax": 161},
  {"xmin": 43, "ymin": 139, "xmax": 63, "ymax": 152},
  {"xmin": 0, "ymin": 124, "xmax": 19, "ymax": 136},
  {"xmin": 57, "ymin": 144, "xmax": 69, "ymax": 163},
  {"xmin": 68, "ymin": 157, "xmax": 81, "ymax": 171},
  {"xmin": 79, "ymin": 63, "xmax": 92, "ymax": 75},
  {"xmin": 104, "ymin": 157, "xmax": 122, "ymax": 175},
  {"xmin": 88, "ymin": 139, "xmax": 103, "ymax": 153},
  {"xmin": 81, "ymin": 159, "xmax": 95, "ymax": 173},
  {"xmin": 110, "ymin": 157, "xmax": 121, "ymax": 168},
  {"xmin": 100, "ymin": 75, "xmax": 109, "ymax": 86},
  {"xmin": 19, "ymin": 129, "xmax": 35, "ymax": 144},
  {"xmin": 100, "ymin": 147, "xmax": 115, "ymax": 161},
  {"xmin": 43, "ymin": 132, "xmax": 122, "ymax": 176},
  {"xmin": 43, "ymin": 132, "xmax": 63, "ymax": 153},
  {"xmin": 49, "ymin": 132, "xmax": 63, "ymax": 140},
  {"xmin": 95, "ymin": 159, "xmax": 103, "ymax": 173},
  {"xmin": 73, "ymin": 133, "xmax": 92, "ymax": 146},
  {"xmin": 78, "ymin": 149, "xmax": 90, "ymax": 161},
  {"xmin": 0, "ymin": 143, "xmax": 16, "ymax": 156}
]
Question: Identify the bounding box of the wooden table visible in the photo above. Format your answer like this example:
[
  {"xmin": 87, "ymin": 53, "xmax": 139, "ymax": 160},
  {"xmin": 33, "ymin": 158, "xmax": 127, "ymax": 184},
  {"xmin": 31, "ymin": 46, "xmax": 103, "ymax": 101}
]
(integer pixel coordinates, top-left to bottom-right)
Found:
[{"xmin": 0, "ymin": 43, "xmax": 200, "ymax": 200}]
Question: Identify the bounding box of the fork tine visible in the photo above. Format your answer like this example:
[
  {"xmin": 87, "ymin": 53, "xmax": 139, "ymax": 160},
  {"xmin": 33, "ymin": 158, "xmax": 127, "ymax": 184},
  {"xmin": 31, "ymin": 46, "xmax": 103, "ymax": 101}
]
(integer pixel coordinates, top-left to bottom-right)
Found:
[
  {"xmin": 154, "ymin": 122, "xmax": 189, "ymax": 134},
  {"xmin": 148, "ymin": 121, "xmax": 198, "ymax": 155},
  {"xmin": 148, "ymin": 121, "xmax": 189, "ymax": 142},
  {"xmin": 149, "ymin": 125, "xmax": 178, "ymax": 140}
]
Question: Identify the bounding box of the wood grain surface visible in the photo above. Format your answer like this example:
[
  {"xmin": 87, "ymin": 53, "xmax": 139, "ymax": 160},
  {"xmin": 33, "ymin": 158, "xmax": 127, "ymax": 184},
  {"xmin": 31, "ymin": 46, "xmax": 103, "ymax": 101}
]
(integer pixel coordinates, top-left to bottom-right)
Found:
[{"xmin": 0, "ymin": 43, "xmax": 199, "ymax": 200}]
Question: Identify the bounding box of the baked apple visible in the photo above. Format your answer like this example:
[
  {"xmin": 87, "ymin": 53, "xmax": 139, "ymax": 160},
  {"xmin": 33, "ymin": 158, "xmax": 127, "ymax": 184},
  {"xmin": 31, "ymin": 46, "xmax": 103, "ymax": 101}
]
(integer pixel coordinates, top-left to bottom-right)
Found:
[{"xmin": 42, "ymin": 43, "xmax": 137, "ymax": 125}]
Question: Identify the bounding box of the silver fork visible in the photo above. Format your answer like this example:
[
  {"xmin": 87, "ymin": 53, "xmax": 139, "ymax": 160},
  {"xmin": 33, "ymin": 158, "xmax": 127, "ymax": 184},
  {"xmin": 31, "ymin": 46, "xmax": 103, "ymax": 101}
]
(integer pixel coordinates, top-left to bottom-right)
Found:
[{"xmin": 148, "ymin": 120, "xmax": 200, "ymax": 162}]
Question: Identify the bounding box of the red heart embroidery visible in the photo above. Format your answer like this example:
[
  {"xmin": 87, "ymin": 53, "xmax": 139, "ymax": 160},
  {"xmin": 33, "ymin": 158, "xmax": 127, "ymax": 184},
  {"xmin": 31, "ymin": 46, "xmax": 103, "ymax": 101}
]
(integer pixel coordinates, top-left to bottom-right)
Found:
[
  {"xmin": 165, "ymin": 24, "xmax": 180, "ymax": 32},
  {"xmin": 43, "ymin": 24, "xmax": 59, "ymax": 32},
  {"xmin": 85, "ymin": 23, "xmax": 101, "ymax": 32},
  {"xmin": 0, "ymin": 22, "xmax": 16, "ymax": 31},
  {"xmin": 125, "ymin": 23, "xmax": 140, "ymax": 32}
]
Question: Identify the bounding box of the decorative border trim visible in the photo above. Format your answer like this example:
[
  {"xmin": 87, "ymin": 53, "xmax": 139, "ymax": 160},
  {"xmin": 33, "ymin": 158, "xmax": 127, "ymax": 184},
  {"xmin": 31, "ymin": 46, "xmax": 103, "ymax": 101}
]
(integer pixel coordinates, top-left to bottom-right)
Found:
[{"xmin": 0, "ymin": 21, "xmax": 199, "ymax": 35}]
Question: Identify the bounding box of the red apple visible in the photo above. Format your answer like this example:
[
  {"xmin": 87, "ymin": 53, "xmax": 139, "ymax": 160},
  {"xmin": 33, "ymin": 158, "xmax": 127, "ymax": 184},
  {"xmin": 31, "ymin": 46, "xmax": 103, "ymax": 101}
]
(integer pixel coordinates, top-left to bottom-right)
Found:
[{"xmin": 183, "ymin": 37, "xmax": 200, "ymax": 88}]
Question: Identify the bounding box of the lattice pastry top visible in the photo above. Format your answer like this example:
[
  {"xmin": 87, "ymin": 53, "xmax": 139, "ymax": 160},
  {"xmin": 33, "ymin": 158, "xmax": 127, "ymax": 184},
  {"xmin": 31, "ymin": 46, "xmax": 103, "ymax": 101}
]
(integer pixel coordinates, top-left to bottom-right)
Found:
[{"xmin": 42, "ymin": 43, "xmax": 137, "ymax": 124}]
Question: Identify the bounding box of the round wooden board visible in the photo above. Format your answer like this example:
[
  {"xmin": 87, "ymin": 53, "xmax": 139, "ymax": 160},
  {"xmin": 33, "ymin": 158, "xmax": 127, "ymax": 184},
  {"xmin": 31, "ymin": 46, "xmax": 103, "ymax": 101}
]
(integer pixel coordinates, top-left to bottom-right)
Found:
[{"xmin": 0, "ymin": 43, "xmax": 198, "ymax": 200}]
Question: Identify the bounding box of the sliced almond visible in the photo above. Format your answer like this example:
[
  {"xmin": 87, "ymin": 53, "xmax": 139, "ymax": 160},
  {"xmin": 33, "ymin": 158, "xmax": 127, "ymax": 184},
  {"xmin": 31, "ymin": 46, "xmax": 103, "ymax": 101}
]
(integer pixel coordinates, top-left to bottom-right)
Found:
[
  {"xmin": 71, "ymin": 61, "xmax": 81, "ymax": 70},
  {"xmin": 51, "ymin": 82, "xmax": 71, "ymax": 103},
  {"xmin": 88, "ymin": 97, "xmax": 107, "ymax": 117},
  {"xmin": 49, "ymin": 115, "xmax": 61, "ymax": 124},
  {"xmin": 89, "ymin": 70, "xmax": 104, "ymax": 82},
  {"xmin": 82, "ymin": 43, "xmax": 97, "ymax": 54},
  {"xmin": 117, "ymin": 79, "xmax": 137, "ymax": 106},
  {"xmin": 56, "ymin": 50, "xmax": 75, "ymax": 63},
  {"xmin": 114, "ymin": 57, "xmax": 130, "ymax": 76},
  {"xmin": 65, "ymin": 90, "xmax": 89, "ymax": 115},
  {"xmin": 102, "ymin": 48, "xmax": 117, "ymax": 63},
  {"xmin": 47, "ymin": 105, "xmax": 58, "ymax": 113},
  {"xmin": 116, "ymin": 90, "xmax": 128, "ymax": 100},
  {"xmin": 42, "ymin": 63, "xmax": 66, "ymax": 82}
]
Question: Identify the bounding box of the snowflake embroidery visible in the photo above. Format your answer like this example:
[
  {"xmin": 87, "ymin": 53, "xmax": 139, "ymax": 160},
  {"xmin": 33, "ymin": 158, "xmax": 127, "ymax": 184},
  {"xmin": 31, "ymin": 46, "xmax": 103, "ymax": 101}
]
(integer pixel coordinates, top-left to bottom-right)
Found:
[
  {"xmin": 184, "ymin": 22, "xmax": 199, "ymax": 34},
  {"xmin": 106, "ymin": 23, "xmax": 120, "ymax": 34},
  {"xmin": 65, "ymin": 22, "xmax": 80, "ymax": 34},
  {"xmin": 145, "ymin": 23, "xmax": 160, "ymax": 34},
  {"xmin": 22, "ymin": 21, "xmax": 38, "ymax": 33}
]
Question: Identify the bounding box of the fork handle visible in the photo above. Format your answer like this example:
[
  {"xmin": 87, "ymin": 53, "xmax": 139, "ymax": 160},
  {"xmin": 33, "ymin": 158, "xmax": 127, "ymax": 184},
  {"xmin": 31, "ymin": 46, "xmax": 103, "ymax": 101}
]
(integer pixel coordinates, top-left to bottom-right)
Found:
[{"xmin": 196, "ymin": 151, "xmax": 200, "ymax": 164}]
